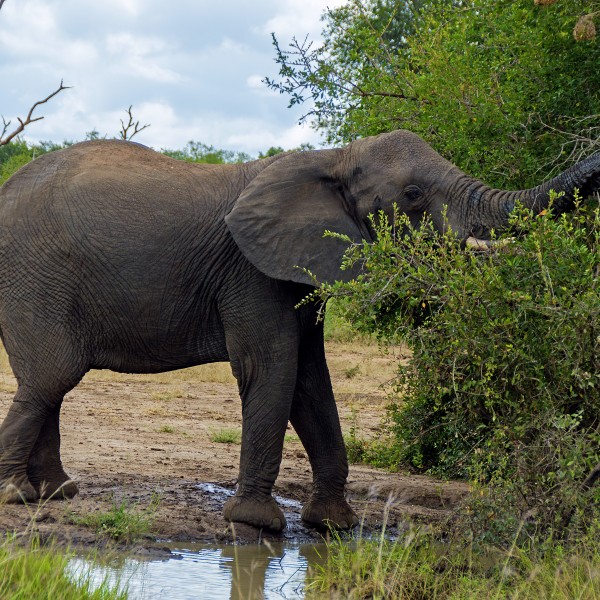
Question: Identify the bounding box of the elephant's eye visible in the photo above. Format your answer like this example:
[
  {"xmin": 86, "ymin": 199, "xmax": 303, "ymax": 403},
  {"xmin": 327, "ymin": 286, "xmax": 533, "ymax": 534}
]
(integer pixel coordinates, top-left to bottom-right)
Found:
[{"xmin": 404, "ymin": 185, "xmax": 424, "ymax": 203}]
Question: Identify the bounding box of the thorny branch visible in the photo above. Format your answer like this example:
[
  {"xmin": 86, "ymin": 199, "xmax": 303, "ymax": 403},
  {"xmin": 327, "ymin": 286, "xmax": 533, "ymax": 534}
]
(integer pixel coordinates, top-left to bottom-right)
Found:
[
  {"xmin": 0, "ymin": 81, "xmax": 71, "ymax": 146},
  {"xmin": 119, "ymin": 105, "xmax": 150, "ymax": 141}
]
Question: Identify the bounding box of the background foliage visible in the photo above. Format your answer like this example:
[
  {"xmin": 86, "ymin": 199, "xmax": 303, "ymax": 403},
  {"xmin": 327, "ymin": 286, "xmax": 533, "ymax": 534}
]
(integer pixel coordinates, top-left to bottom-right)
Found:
[{"xmin": 268, "ymin": 0, "xmax": 600, "ymax": 187}]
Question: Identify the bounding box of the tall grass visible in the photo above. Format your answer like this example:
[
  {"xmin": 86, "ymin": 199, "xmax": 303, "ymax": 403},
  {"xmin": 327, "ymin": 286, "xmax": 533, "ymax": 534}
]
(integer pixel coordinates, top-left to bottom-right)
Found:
[
  {"xmin": 308, "ymin": 524, "xmax": 600, "ymax": 599},
  {"xmin": 0, "ymin": 536, "xmax": 127, "ymax": 600}
]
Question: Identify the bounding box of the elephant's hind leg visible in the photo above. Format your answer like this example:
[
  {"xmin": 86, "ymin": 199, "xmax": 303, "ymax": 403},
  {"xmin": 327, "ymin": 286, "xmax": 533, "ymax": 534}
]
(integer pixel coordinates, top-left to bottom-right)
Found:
[
  {"xmin": 0, "ymin": 397, "xmax": 43, "ymax": 503},
  {"xmin": 0, "ymin": 348, "xmax": 86, "ymax": 503},
  {"xmin": 290, "ymin": 324, "xmax": 358, "ymax": 530},
  {"xmin": 27, "ymin": 404, "xmax": 79, "ymax": 499}
]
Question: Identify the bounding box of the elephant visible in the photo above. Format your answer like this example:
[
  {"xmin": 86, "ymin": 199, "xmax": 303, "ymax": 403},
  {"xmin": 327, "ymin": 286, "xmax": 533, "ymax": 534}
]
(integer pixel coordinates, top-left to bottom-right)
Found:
[{"xmin": 0, "ymin": 129, "xmax": 598, "ymax": 531}]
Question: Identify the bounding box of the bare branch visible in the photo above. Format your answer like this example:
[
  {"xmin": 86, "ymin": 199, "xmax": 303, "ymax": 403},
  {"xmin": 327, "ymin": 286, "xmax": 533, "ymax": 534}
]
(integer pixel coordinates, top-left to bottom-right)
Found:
[
  {"xmin": 537, "ymin": 114, "xmax": 600, "ymax": 174},
  {"xmin": 119, "ymin": 105, "xmax": 150, "ymax": 141},
  {"xmin": 1, "ymin": 116, "xmax": 10, "ymax": 140},
  {"xmin": 0, "ymin": 80, "xmax": 71, "ymax": 146}
]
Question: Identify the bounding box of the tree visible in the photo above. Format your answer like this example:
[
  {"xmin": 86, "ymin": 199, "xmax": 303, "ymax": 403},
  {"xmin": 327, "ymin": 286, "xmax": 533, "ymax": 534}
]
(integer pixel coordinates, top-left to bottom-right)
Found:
[
  {"xmin": 266, "ymin": 0, "xmax": 441, "ymax": 144},
  {"xmin": 118, "ymin": 105, "xmax": 150, "ymax": 141},
  {"xmin": 0, "ymin": 80, "xmax": 69, "ymax": 147},
  {"xmin": 0, "ymin": 1, "xmax": 69, "ymax": 146},
  {"xmin": 268, "ymin": 0, "xmax": 600, "ymax": 188},
  {"xmin": 161, "ymin": 141, "xmax": 252, "ymax": 164}
]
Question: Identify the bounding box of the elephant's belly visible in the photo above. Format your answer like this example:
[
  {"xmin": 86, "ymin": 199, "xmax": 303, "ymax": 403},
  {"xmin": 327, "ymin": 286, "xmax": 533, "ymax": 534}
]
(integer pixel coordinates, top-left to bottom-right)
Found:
[{"xmin": 90, "ymin": 317, "xmax": 230, "ymax": 375}]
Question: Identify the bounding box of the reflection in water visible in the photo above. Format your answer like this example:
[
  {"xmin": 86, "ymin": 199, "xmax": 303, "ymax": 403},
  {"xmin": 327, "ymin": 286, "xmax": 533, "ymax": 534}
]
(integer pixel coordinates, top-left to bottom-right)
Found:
[{"xmin": 69, "ymin": 542, "xmax": 326, "ymax": 600}]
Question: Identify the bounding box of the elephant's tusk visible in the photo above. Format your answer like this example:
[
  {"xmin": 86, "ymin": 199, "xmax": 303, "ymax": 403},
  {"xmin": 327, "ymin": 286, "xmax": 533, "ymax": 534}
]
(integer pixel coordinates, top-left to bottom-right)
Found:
[{"xmin": 465, "ymin": 237, "xmax": 514, "ymax": 251}]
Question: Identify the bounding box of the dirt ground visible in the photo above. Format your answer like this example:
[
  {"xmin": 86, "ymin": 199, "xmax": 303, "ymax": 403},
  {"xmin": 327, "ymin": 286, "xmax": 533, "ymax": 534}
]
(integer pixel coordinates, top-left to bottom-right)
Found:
[{"xmin": 0, "ymin": 341, "xmax": 469, "ymax": 549}]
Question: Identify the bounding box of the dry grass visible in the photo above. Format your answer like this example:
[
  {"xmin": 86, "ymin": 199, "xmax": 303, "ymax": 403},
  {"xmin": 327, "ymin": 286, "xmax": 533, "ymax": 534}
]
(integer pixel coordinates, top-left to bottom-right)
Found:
[
  {"xmin": 83, "ymin": 362, "xmax": 236, "ymax": 386},
  {"xmin": 0, "ymin": 341, "xmax": 399, "ymax": 391},
  {"xmin": 0, "ymin": 339, "xmax": 398, "ymax": 451}
]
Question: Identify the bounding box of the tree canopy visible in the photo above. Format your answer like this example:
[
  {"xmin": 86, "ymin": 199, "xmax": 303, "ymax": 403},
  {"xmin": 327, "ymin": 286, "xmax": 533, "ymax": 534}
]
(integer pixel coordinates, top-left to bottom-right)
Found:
[{"xmin": 268, "ymin": 0, "xmax": 600, "ymax": 187}]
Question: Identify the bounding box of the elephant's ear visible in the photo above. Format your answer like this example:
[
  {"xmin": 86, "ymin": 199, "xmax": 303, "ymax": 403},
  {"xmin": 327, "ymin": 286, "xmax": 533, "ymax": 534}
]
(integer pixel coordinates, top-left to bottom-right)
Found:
[{"xmin": 225, "ymin": 150, "xmax": 364, "ymax": 286}]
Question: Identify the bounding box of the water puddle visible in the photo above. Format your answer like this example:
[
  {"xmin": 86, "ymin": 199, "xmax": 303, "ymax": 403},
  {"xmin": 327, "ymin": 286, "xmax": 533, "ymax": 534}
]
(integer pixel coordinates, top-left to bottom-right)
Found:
[
  {"xmin": 70, "ymin": 542, "xmax": 326, "ymax": 600},
  {"xmin": 195, "ymin": 482, "xmax": 304, "ymax": 511}
]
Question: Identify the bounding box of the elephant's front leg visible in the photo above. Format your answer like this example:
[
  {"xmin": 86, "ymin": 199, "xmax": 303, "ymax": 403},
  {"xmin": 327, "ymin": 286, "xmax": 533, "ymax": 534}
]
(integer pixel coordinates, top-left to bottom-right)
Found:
[
  {"xmin": 290, "ymin": 324, "xmax": 358, "ymax": 530},
  {"xmin": 223, "ymin": 325, "xmax": 298, "ymax": 532}
]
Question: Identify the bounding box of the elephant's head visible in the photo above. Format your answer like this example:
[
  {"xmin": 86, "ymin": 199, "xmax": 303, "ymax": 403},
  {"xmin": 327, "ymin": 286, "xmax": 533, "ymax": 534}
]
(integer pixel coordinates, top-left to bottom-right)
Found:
[{"xmin": 225, "ymin": 130, "xmax": 600, "ymax": 285}]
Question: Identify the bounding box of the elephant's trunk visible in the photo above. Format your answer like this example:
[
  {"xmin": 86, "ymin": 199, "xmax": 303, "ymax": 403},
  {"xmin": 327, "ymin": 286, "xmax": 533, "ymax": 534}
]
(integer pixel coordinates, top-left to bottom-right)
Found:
[{"xmin": 461, "ymin": 152, "xmax": 600, "ymax": 240}]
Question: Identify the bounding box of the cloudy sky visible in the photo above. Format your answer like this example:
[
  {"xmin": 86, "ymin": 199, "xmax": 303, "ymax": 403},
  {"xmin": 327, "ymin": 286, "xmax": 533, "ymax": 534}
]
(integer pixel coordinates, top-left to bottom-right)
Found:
[{"xmin": 0, "ymin": 0, "xmax": 346, "ymax": 156}]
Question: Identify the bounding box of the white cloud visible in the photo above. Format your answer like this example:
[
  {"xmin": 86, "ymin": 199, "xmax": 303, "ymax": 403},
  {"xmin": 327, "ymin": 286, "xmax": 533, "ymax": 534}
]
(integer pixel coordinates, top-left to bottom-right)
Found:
[
  {"xmin": 246, "ymin": 75, "xmax": 265, "ymax": 90},
  {"xmin": 226, "ymin": 121, "xmax": 325, "ymax": 153},
  {"xmin": 99, "ymin": 103, "xmax": 325, "ymax": 156},
  {"xmin": 0, "ymin": 0, "xmax": 97, "ymax": 67},
  {"xmin": 102, "ymin": 0, "xmax": 143, "ymax": 17},
  {"xmin": 260, "ymin": 0, "xmax": 348, "ymax": 39},
  {"xmin": 0, "ymin": 1, "xmax": 340, "ymax": 153},
  {"xmin": 105, "ymin": 33, "xmax": 182, "ymax": 84}
]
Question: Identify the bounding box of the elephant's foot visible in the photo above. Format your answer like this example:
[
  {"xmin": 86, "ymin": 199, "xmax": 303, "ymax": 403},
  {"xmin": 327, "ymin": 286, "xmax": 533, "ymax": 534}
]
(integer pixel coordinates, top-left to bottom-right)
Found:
[
  {"xmin": 27, "ymin": 466, "xmax": 79, "ymax": 500},
  {"xmin": 27, "ymin": 443, "xmax": 79, "ymax": 500},
  {"xmin": 301, "ymin": 495, "xmax": 358, "ymax": 530},
  {"xmin": 223, "ymin": 494, "xmax": 287, "ymax": 532},
  {"xmin": 0, "ymin": 474, "xmax": 39, "ymax": 503},
  {"xmin": 34, "ymin": 477, "xmax": 79, "ymax": 500}
]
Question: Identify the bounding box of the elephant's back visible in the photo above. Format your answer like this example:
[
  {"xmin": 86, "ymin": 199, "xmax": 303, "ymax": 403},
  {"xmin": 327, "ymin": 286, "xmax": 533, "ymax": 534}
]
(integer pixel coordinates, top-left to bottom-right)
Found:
[
  {"xmin": 0, "ymin": 140, "xmax": 231, "ymax": 220},
  {"xmin": 0, "ymin": 140, "xmax": 237, "ymax": 254},
  {"xmin": 0, "ymin": 139, "xmax": 239, "ymax": 310}
]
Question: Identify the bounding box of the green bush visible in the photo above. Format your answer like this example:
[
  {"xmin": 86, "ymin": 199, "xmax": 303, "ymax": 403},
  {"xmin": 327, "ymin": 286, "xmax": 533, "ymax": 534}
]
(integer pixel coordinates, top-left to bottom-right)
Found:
[
  {"xmin": 0, "ymin": 152, "xmax": 34, "ymax": 185},
  {"xmin": 0, "ymin": 140, "xmax": 67, "ymax": 185},
  {"xmin": 313, "ymin": 197, "xmax": 599, "ymax": 542}
]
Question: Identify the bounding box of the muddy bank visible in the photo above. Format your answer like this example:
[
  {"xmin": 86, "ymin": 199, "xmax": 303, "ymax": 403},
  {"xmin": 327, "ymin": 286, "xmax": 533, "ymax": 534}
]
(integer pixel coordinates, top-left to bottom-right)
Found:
[{"xmin": 0, "ymin": 342, "xmax": 469, "ymax": 548}]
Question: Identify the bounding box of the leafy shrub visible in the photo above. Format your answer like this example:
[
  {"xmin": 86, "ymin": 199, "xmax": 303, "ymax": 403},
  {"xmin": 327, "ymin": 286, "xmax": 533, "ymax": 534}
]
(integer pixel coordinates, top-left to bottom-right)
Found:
[
  {"xmin": 0, "ymin": 152, "xmax": 33, "ymax": 185},
  {"xmin": 313, "ymin": 197, "xmax": 599, "ymax": 542},
  {"xmin": 0, "ymin": 140, "xmax": 68, "ymax": 185}
]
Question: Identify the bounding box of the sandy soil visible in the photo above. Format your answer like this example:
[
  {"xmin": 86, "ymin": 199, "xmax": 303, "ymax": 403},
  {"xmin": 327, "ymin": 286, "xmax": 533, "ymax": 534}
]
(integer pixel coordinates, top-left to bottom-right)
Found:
[{"xmin": 0, "ymin": 341, "xmax": 469, "ymax": 549}]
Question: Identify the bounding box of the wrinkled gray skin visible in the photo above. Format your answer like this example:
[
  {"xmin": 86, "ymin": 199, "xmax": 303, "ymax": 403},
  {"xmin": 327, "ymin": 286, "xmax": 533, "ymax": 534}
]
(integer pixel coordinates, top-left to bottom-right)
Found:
[{"xmin": 0, "ymin": 130, "xmax": 598, "ymax": 531}]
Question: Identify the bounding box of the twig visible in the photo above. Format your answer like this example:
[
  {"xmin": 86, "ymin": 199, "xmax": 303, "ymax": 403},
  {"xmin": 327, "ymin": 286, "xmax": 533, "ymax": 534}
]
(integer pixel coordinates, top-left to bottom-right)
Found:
[
  {"xmin": 537, "ymin": 114, "xmax": 600, "ymax": 174},
  {"xmin": 0, "ymin": 81, "xmax": 70, "ymax": 146},
  {"xmin": 119, "ymin": 105, "xmax": 150, "ymax": 141},
  {"xmin": 581, "ymin": 461, "xmax": 600, "ymax": 492}
]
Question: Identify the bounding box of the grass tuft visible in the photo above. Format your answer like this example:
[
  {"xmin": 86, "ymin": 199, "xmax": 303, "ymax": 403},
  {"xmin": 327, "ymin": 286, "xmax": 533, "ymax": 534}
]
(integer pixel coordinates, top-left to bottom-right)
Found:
[
  {"xmin": 209, "ymin": 428, "xmax": 242, "ymax": 445},
  {"xmin": 69, "ymin": 495, "xmax": 159, "ymax": 545},
  {"xmin": 157, "ymin": 424, "xmax": 175, "ymax": 433}
]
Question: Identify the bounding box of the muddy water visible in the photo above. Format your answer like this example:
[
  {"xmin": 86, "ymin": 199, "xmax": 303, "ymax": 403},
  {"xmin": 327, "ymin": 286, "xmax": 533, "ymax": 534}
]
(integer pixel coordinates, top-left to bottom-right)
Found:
[{"xmin": 71, "ymin": 542, "xmax": 326, "ymax": 599}]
